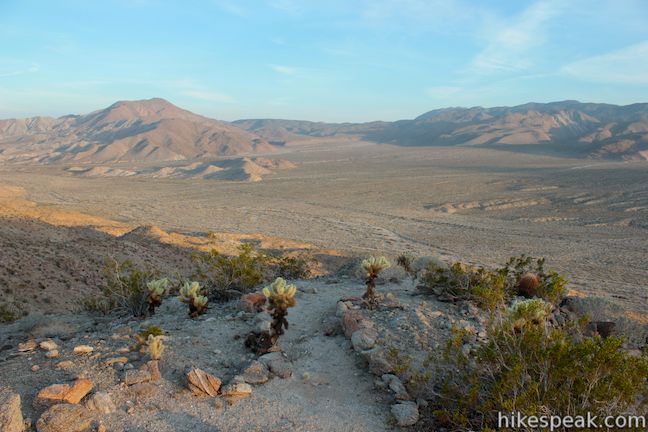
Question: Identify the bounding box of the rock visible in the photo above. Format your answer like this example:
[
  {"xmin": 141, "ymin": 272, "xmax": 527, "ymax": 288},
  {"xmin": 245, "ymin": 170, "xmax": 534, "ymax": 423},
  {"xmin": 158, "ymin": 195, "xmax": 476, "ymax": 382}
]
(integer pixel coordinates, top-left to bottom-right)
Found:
[
  {"xmin": 185, "ymin": 368, "xmax": 222, "ymax": 397},
  {"xmin": 266, "ymin": 358, "xmax": 292, "ymax": 379},
  {"xmin": 341, "ymin": 310, "xmax": 364, "ymax": 338},
  {"xmin": 256, "ymin": 320, "xmax": 271, "ymax": 333},
  {"xmin": 39, "ymin": 340, "xmax": 59, "ymax": 351},
  {"xmin": 239, "ymin": 361, "xmax": 270, "ymax": 384},
  {"xmin": 300, "ymin": 286, "xmax": 318, "ymax": 294},
  {"xmin": 55, "ymin": 361, "xmax": 74, "ymax": 371},
  {"xmin": 351, "ymin": 328, "xmax": 378, "ymax": 351},
  {"xmin": 587, "ymin": 321, "xmax": 616, "ymax": 338},
  {"xmin": 221, "ymin": 382, "xmax": 252, "ymax": 400},
  {"xmin": 322, "ymin": 316, "xmax": 341, "ymax": 336},
  {"xmin": 0, "ymin": 387, "xmax": 24, "ymax": 432},
  {"xmin": 240, "ymin": 292, "xmax": 266, "ymax": 313},
  {"xmin": 517, "ymin": 272, "xmax": 540, "ymax": 298},
  {"xmin": 35, "ymin": 404, "xmax": 93, "ymax": 432},
  {"xmin": 18, "ymin": 340, "xmax": 37, "ymax": 352},
  {"xmin": 97, "ymin": 424, "xmax": 107, "ymax": 432},
  {"xmin": 35, "ymin": 379, "xmax": 93, "ymax": 406},
  {"xmin": 116, "ymin": 347, "xmax": 130, "ymax": 354},
  {"xmin": 84, "ymin": 392, "xmax": 115, "ymax": 414},
  {"xmin": 391, "ymin": 401, "xmax": 419, "ymax": 427},
  {"xmin": 363, "ymin": 348, "xmax": 394, "ymax": 376},
  {"xmin": 128, "ymin": 383, "xmax": 159, "ymax": 401},
  {"xmin": 31, "ymin": 365, "xmax": 40, "ymax": 372},
  {"xmin": 335, "ymin": 301, "xmax": 349, "ymax": 317},
  {"xmin": 382, "ymin": 374, "xmax": 410, "ymax": 400},
  {"xmin": 103, "ymin": 357, "xmax": 128, "ymax": 366},
  {"xmin": 45, "ymin": 350, "xmax": 59, "ymax": 359},
  {"xmin": 72, "ymin": 345, "xmax": 93, "ymax": 355},
  {"xmin": 123, "ymin": 369, "xmax": 152, "ymax": 386}
]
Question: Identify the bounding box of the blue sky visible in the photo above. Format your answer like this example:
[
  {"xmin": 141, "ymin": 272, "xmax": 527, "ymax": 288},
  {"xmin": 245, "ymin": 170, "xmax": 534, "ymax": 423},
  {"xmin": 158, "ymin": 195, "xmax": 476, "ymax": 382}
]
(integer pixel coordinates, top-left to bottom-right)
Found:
[{"xmin": 1, "ymin": 0, "xmax": 648, "ymax": 122}]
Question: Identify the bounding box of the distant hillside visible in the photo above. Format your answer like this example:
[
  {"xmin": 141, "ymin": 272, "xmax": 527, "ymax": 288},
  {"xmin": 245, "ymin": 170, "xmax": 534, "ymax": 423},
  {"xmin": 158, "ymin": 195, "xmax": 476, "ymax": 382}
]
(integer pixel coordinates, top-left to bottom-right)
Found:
[
  {"xmin": 235, "ymin": 101, "xmax": 648, "ymax": 160},
  {"xmin": 2, "ymin": 100, "xmax": 647, "ymax": 162},
  {"xmin": 0, "ymin": 98, "xmax": 274, "ymax": 164}
]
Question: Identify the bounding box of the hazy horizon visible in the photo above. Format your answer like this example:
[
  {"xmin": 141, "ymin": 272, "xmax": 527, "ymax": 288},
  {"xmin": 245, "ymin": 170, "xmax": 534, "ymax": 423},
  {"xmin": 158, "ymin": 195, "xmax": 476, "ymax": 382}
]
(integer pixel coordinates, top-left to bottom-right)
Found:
[{"xmin": 1, "ymin": 0, "xmax": 648, "ymax": 122}]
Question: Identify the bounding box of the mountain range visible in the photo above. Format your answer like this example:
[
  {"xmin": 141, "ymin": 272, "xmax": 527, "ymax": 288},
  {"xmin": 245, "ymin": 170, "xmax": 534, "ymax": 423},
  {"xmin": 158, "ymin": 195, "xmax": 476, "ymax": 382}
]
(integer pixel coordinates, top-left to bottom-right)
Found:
[{"xmin": 1, "ymin": 98, "xmax": 647, "ymax": 164}]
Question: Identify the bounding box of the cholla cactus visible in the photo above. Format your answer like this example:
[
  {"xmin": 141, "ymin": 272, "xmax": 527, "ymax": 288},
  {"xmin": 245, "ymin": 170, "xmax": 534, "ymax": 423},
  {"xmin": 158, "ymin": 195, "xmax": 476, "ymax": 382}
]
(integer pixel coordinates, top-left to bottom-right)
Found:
[
  {"xmin": 361, "ymin": 256, "xmax": 390, "ymax": 308},
  {"xmin": 146, "ymin": 278, "xmax": 169, "ymax": 314},
  {"xmin": 147, "ymin": 334, "xmax": 165, "ymax": 360},
  {"xmin": 179, "ymin": 281, "xmax": 209, "ymax": 318},
  {"xmin": 508, "ymin": 298, "xmax": 552, "ymax": 331},
  {"xmin": 263, "ymin": 277, "xmax": 297, "ymax": 346}
]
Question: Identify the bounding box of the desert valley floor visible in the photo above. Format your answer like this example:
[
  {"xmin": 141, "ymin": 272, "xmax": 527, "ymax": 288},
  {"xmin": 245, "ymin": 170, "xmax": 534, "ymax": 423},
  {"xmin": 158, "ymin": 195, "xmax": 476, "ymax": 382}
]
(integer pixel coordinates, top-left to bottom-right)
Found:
[{"xmin": 1, "ymin": 141, "xmax": 647, "ymax": 313}]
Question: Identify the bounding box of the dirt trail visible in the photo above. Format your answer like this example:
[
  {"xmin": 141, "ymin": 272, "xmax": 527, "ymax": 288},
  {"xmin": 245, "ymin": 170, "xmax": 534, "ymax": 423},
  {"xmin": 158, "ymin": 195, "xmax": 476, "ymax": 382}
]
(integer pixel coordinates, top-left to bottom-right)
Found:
[{"xmin": 0, "ymin": 278, "xmax": 391, "ymax": 432}]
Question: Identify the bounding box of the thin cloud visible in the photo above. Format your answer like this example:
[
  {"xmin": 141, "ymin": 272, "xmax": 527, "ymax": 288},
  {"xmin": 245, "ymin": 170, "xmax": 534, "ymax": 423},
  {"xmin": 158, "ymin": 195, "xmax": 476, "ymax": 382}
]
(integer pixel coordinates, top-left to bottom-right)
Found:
[
  {"xmin": 270, "ymin": 64, "xmax": 297, "ymax": 76},
  {"xmin": 213, "ymin": 0, "xmax": 247, "ymax": 17},
  {"xmin": 0, "ymin": 63, "xmax": 40, "ymax": 78},
  {"xmin": 562, "ymin": 41, "xmax": 648, "ymax": 85},
  {"xmin": 471, "ymin": 0, "xmax": 564, "ymax": 73}
]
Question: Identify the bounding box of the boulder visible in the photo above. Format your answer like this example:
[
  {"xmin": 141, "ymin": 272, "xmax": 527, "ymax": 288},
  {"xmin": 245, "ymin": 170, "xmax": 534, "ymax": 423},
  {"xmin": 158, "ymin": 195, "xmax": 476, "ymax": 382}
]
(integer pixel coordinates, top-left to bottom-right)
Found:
[
  {"xmin": 221, "ymin": 382, "xmax": 252, "ymax": 400},
  {"xmin": 391, "ymin": 401, "xmax": 419, "ymax": 427},
  {"xmin": 185, "ymin": 368, "xmax": 222, "ymax": 397},
  {"xmin": 239, "ymin": 361, "xmax": 270, "ymax": 384},
  {"xmin": 35, "ymin": 404, "xmax": 93, "ymax": 432},
  {"xmin": 382, "ymin": 374, "xmax": 410, "ymax": 400},
  {"xmin": 0, "ymin": 388, "xmax": 24, "ymax": 432},
  {"xmin": 123, "ymin": 369, "xmax": 152, "ymax": 386},
  {"xmin": 84, "ymin": 391, "xmax": 116, "ymax": 414},
  {"xmin": 240, "ymin": 292, "xmax": 266, "ymax": 313},
  {"xmin": 351, "ymin": 328, "xmax": 378, "ymax": 351}
]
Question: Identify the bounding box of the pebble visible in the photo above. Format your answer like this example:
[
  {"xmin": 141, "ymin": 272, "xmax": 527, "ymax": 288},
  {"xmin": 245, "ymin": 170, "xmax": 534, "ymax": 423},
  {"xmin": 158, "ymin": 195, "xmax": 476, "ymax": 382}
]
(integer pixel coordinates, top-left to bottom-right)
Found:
[{"xmin": 73, "ymin": 345, "xmax": 94, "ymax": 355}]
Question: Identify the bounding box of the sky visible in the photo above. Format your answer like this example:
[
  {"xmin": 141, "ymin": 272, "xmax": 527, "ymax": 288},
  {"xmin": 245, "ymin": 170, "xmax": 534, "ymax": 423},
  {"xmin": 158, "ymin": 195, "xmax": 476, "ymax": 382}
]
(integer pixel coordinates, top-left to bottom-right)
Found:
[{"xmin": 1, "ymin": 0, "xmax": 648, "ymax": 122}]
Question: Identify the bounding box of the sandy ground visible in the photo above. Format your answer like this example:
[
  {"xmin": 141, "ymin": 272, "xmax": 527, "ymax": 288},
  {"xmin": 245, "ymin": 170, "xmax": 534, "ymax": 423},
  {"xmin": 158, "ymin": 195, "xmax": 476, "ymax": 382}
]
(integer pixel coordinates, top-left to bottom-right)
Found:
[{"xmin": 1, "ymin": 143, "xmax": 647, "ymax": 313}]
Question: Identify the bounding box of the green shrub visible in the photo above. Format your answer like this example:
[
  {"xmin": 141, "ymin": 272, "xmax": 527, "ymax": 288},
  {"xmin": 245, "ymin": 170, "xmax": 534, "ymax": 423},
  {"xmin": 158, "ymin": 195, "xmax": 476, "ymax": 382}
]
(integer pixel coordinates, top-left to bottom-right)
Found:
[
  {"xmin": 418, "ymin": 255, "xmax": 566, "ymax": 308},
  {"xmin": 418, "ymin": 261, "xmax": 509, "ymax": 307},
  {"xmin": 499, "ymin": 255, "xmax": 567, "ymax": 304},
  {"xmin": 270, "ymin": 253, "xmax": 314, "ymax": 279},
  {"xmin": 98, "ymin": 259, "xmax": 157, "ymax": 317},
  {"xmin": 193, "ymin": 243, "xmax": 271, "ymax": 300},
  {"xmin": 0, "ymin": 303, "xmax": 18, "ymax": 323},
  {"xmin": 432, "ymin": 300, "xmax": 648, "ymax": 431},
  {"xmin": 396, "ymin": 251, "xmax": 418, "ymax": 279}
]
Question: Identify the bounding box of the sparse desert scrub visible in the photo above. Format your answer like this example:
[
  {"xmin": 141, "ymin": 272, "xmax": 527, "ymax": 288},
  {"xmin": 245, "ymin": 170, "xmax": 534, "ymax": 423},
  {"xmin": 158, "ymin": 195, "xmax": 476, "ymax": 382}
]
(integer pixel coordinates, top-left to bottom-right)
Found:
[
  {"xmin": 418, "ymin": 255, "xmax": 566, "ymax": 309},
  {"xmin": 500, "ymin": 255, "xmax": 567, "ymax": 304},
  {"xmin": 431, "ymin": 298, "xmax": 648, "ymax": 431},
  {"xmin": 362, "ymin": 256, "xmax": 390, "ymax": 308},
  {"xmin": 418, "ymin": 260, "xmax": 508, "ymax": 306},
  {"xmin": 178, "ymin": 281, "xmax": 209, "ymax": 318},
  {"xmin": 192, "ymin": 243, "xmax": 271, "ymax": 300},
  {"xmin": 0, "ymin": 302, "xmax": 18, "ymax": 323},
  {"xmin": 396, "ymin": 251, "xmax": 418, "ymax": 279},
  {"xmin": 85, "ymin": 258, "xmax": 159, "ymax": 317},
  {"xmin": 269, "ymin": 253, "xmax": 315, "ymax": 279}
]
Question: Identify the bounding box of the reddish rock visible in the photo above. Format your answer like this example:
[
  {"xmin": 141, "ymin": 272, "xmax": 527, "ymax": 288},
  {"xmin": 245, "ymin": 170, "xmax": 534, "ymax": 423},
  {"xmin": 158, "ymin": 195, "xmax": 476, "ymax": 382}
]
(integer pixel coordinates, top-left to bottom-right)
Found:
[
  {"xmin": 146, "ymin": 360, "xmax": 161, "ymax": 381},
  {"xmin": 35, "ymin": 379, "xmax": 93, "ymax": 406},
  {"xmin": 240, "ymin": 292, "xmax": 266, "ymax": 313},
  {"xmin": 341, "ymin": 310, "xmax": 364, "ymax": 338}
]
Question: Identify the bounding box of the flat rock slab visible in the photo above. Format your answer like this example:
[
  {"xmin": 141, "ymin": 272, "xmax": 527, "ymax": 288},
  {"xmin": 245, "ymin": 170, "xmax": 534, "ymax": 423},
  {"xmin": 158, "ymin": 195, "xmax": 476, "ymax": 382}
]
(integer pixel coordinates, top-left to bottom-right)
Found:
[
  {"xmin": 0, "ymin": 387, "xmax": 24, "ymax": 432},
  {"xmin": 36, "ymin": 404, "xmax": 93, "ymax": 432}
]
